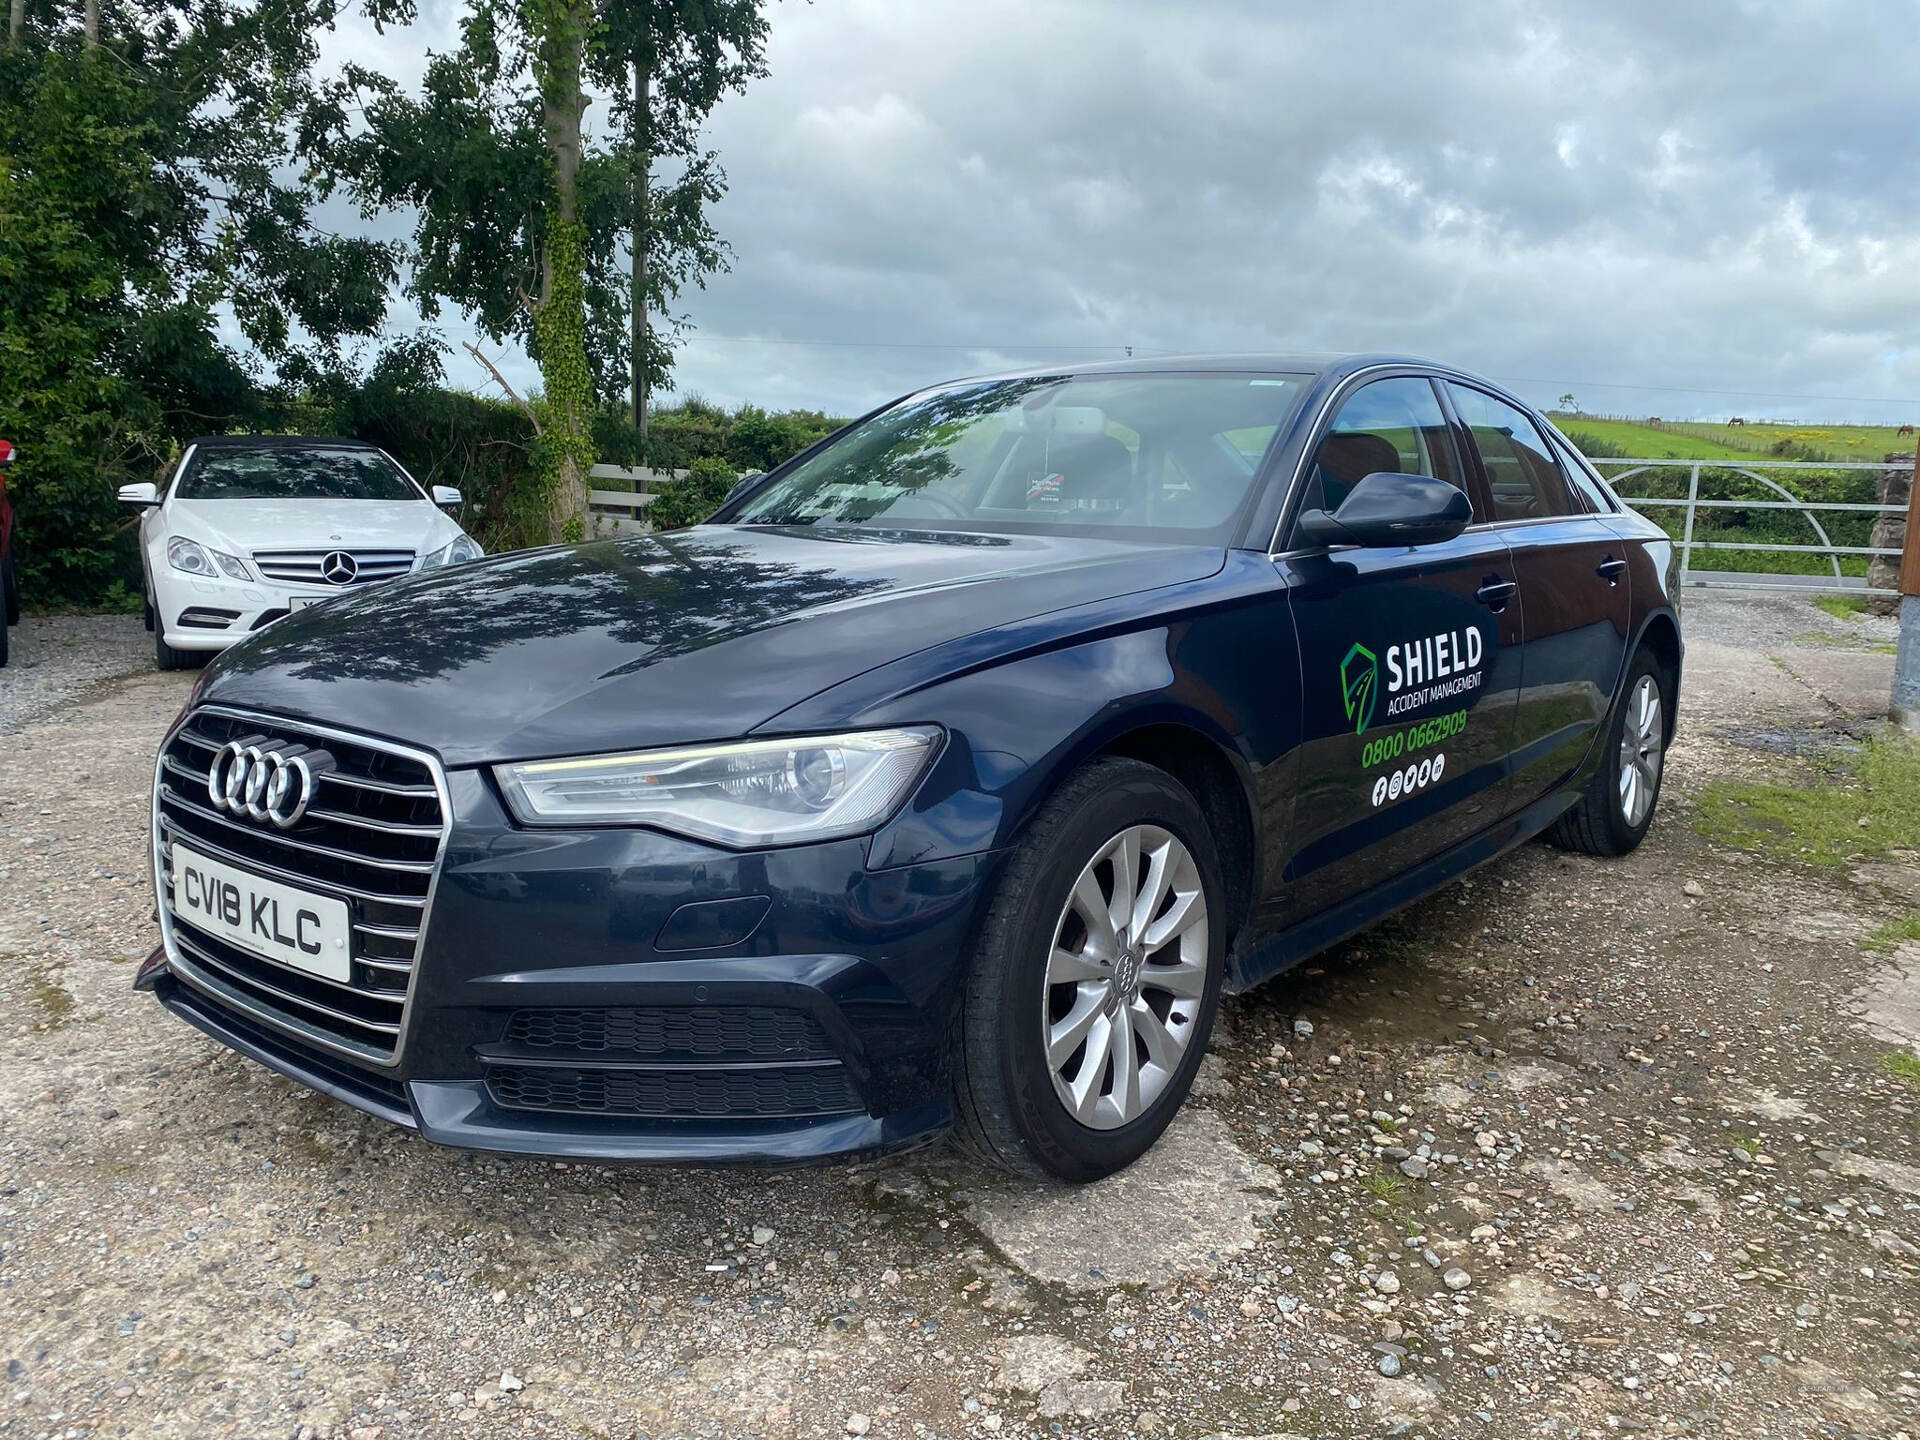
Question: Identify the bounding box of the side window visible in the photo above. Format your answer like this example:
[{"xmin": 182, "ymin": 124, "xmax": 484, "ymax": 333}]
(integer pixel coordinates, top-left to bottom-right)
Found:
[
  {"xmin": 1448, "ymin": 385, "xmax": 1575, "ymax": 521},
  {"xmin": 1291, "ymin": 377, "xmax": 1465, "ymax": 542},
  {"xmin": 1548, "ymin": 433, "xmax": 1617, "ymax": 513}
]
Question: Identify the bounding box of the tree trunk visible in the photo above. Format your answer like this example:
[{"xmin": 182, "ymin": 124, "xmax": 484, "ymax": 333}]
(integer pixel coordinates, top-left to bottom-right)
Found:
[
  {"xmin": 8, "ymin": 0, "xmax": 25, "ymax": 48},
  {"xmin": 1868, "ymin": 453, "xmax": 1912, "ymax": 612},
  {"xmin": 525, "ymin": 0, "xmax": 596, "ymax": 544},
  {"xmin": 631, "ymin": 59, "xmax": 651, "ymax": 435},
  {"xmin": 83, "ymin": 0, "xmax": 98, "ymax": 47}
]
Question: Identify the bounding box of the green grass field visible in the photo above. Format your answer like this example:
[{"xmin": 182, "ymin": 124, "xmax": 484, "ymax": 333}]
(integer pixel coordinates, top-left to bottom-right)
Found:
[
  {"xmin": 1548, "ymin": 414, "xmax": 1916, "ymax": 464},
  {"xmin": 1548, "ymin": 417, "xmax": 1758, "ymax": 461}
]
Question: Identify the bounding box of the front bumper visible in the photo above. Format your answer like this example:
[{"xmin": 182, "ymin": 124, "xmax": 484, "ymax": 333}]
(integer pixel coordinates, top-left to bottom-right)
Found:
[
  {"xmin": 144, "ymin": 754, "xmax": 1002, "ymax": 1166},
  {"xmin": 156, "ymin": 570, "xmax": 353, "ymax": 651}
]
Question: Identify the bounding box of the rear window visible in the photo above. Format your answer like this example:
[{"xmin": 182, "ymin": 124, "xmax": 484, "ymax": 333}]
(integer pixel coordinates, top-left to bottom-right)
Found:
[{"xmin": 177, "ymin": 447, "xmax": 420, "ymax": 502}]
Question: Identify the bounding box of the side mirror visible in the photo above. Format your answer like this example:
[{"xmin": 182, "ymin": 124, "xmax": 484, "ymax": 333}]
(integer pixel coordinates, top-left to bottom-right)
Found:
[
  {"xmin": 431, "ymin": 485, "xmax": 463, "ymax": 507},
  {"xmin": 1295, "ymin": 472, "xmax": 1472, "ymax": 549},
  {"xmin": 118, "ymin": 482, "xmax": 159, "ymax": 507},
  {"xmin": 0, "ymin": 439, "xmax": 16, "ymax": 467}
]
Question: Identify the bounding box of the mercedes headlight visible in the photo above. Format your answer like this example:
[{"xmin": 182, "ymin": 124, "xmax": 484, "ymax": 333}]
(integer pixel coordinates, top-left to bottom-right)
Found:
[
  {"xmin": 418, "ymin": 535, "xmax": 484, "ymax": 570},
  {"xmin": 494, "ymin": 728, "xmax": 941, "ymax": 847},
  {"xmin": 168, "ymin": 536, "xmax": 250, "ymax": 580}
]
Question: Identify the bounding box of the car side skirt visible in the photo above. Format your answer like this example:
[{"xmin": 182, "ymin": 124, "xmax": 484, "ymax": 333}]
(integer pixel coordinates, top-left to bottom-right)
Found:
[{"xmin": 1227, "ymin": 782, "xmax": 1579, "ymax": 993}]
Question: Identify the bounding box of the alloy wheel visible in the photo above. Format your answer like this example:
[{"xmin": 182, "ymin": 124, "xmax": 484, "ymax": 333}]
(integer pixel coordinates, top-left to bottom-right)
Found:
[
  {"xmin": 1042, "ymin": 824, "xmax": 1209, "ymax": 1130},
  {"xmin": 1617, "ymin": 674, "xmax": 1664, "ymax": 829}
]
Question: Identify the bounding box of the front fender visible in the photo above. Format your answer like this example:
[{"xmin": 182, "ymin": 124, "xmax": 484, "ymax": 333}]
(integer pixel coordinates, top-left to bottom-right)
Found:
[{"xmin": 760, "ymin": 556, "xmax": 1301, "ymax": 881}]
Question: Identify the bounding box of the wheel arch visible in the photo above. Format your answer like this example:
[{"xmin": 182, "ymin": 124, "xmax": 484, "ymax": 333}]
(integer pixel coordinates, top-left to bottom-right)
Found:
[
  {"xmin": 1631, "ymin": 608, "xmax": 1683, "ymax": 742},
  {"xmin": 993, "ymin": 712, "xmax": 1261, "ymax": 951}
]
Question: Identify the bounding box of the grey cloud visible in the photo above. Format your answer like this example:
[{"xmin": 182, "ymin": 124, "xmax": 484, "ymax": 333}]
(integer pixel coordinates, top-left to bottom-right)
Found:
[{"xmin": 323, "ymin": 0, "xmax": 1920, "ymax": 422}]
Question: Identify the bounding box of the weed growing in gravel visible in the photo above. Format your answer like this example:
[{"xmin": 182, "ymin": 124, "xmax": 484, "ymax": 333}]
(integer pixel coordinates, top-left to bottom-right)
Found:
[
  {"xmin": 1790, "ymin": 631, "xmax": 1897, "ymax": 654},
  {"xmin": 1814, "ymin": 595, "xmax": 1870, "ymax": 622},
  {"xmin": 1362, "ymin": 1171, "xmax": 1408, "ymax": 1205},
  {"xmin": 1881, "ymin": 1052, "xmax": 1920, "ymax": 1088},
  {"xmin": 1694, "ymin": 734, "xmax": 1920, "ymax": 867},
  {"xmin": 1866, "ymin": 913, "xmax": 1920, "ymax": 952}
]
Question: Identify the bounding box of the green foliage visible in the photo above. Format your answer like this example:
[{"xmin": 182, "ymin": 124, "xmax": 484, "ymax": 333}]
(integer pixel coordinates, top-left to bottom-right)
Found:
[
  {"xmin": 649, "ymin": 454, "xmax": 737, "ymax": 529},
  {"xmin": 643, "ymin": 396, "xmax": 843, "ymax": 472},
  {"xmin": 1815, "ymin": 594, "xmax": 1871, "ymax": 621},
  {"xmin": 1881, "ymin": 1052, "xmax": 1920, "ymax": 1088},
  {"xmin": 1695, "ymin": 735, "xmax": 1920, "ymax": 867},
  {"xmin": 1867, "ymin": 913, "xmax": 1920, "ymax": 953},
  {"xmin": 0, "ymin": 3, "xmax": 401, "ymax": 607},
  {"xmin": 1561, "ymin": 429, "xmax": 1631, "ymax": 460},
  {"xmin": 322, "ymin": 0, "xmax": 768, "ymax": 418}
]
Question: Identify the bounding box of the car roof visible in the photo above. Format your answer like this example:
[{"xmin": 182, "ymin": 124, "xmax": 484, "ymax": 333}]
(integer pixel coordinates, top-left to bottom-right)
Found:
[
  {"xmin": 185, "ymin": 435, "xmax": 383, "ymax": 452},
  {"xmin": 938, "ymin": 351, "xmax": 1455, "ymax": 387}
]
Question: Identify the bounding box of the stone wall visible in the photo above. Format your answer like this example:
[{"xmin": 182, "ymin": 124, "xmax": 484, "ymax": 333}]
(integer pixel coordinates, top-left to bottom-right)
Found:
[{"xmin": 1868, "ymin": 453, "xmax": 1913, "ymax": 608}]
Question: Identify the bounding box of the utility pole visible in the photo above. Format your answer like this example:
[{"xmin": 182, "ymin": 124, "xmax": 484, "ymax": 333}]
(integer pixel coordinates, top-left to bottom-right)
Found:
[
  {"xmin": 630, "ymin": 56, "xmax": 650, "ymax": 437},
  {"xmin": 1893, "ymin": 446, "xmax": 1920, "ymax": 732}
]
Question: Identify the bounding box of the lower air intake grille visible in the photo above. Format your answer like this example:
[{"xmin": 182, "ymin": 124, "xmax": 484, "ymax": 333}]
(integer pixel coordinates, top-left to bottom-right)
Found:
[
  {"xmin": 486, "ymin": 1064, "xmax": 862, "ymax": 1120},
  {"xmin": 505, "ymin": 1006, "xmax": 834, "ymax": 1062}
]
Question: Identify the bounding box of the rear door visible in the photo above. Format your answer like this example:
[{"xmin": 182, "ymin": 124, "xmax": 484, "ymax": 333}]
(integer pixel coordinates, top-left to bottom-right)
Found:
[
  {"xmin": 1276, "ymin": 375, "xmax": 1524, "ymax": 922},
  {"xmin": 1445, "ymin": 383, "xmax": 1632, "ymax": 810}
]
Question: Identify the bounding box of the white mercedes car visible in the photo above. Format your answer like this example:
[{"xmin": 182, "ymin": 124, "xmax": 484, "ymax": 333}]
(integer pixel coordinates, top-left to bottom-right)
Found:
[{"xmin": 120, "ymin": 436, "xmax": 484, "ymax": 670}]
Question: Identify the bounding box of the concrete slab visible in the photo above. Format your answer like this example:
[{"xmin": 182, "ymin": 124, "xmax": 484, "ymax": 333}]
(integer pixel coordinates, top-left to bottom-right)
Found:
[{"xmin": 958, "ymin": 1109, "xmax": 1279, "ymax": 1290}]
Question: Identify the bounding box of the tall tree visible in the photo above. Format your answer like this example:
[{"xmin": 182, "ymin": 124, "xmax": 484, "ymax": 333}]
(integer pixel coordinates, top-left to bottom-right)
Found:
[
  {"xmin": 591, "ymin": 3, "xmax": 769, "ymax": 434},
  {"xmin": 331, "ymin": 1, "xmax": 615, "ymax": 540}
]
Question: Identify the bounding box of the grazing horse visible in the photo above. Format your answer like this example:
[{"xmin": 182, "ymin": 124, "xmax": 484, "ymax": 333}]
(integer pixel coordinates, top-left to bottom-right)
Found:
[
  {"xmin": 1899, "ymin": 424, "xmax": 1915, "ymax": 437},
  {"xmin": 1727, "ymin": 416, "xmax": 1747, "ymax": 426}
]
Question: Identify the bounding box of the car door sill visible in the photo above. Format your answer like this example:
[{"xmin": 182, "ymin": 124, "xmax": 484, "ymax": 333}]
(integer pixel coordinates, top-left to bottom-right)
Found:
[{"xmin": 1225, "ymin": 784, "xmax": 1581, "ymax": 995}]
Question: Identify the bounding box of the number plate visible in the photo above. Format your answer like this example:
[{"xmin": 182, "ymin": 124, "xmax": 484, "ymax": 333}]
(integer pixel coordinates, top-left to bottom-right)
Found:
[
  {"xmin": 169, "ymin": 844, "xmax": 352, "ymax": 982},
  {"xmin": 288, "ymin": 596, "xmax": 329, "ymax": 612}
]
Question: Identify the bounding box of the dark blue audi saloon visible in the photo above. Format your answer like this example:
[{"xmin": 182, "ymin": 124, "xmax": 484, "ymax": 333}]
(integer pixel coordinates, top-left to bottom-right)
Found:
[{"xmin": 138, "ymin": 354, "xmax": 1682, "ymax": 1181}]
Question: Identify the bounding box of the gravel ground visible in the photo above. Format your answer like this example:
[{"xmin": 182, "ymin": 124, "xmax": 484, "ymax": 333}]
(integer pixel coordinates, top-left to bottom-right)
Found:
[
  {"xmin": 0, "ymin": 613, "xmax": 154, "ymax": 733},
  {"xmin": 3, "ymin": 595, "xmax": 1920, "ymax": 1440}
]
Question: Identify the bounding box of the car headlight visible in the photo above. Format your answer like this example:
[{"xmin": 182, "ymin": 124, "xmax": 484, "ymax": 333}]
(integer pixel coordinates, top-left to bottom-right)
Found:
[
  {"xmin": 168, "ymin": 536, "xmax": 250, "ymax": 580},
  {"xmin": 494, "ymin": 728, "xmax": 942, "ymax": 847},
  {"xmin": 418, "ymin": 535, "xmax": 484, "ymax": 570}
]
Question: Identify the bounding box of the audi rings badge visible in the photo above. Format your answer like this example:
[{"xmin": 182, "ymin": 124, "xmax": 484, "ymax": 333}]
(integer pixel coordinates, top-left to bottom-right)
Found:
[{"xmin": 205, "ymin": 737, "xmax": 334, "ymax": 830}]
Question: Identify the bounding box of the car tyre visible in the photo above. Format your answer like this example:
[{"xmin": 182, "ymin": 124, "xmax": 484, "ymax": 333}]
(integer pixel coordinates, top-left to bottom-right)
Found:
[
  {"xmin": 153, "ymin": 622, "xmax": 197, "ymax": 672},
  {"xmin": 1548, "ymin": 643, "xmax": 1671, "ymax": 857},
  {"xmin": 3, "ymin": 554, "xmax": 18, "ymax": 626},
  {"xmin": 951, "ymin": 756, "xmax": 1226, "ymax": 1182}
]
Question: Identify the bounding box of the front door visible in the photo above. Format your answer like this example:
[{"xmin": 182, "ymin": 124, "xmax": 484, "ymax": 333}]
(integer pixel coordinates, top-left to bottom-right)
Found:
[
  {"xmin": 1276, "ymin": 376, "xmax": 1524, "ymax": 923},
  {"xmin": 1446, "ymin": 383, "xmax": 1633, "ymax": 809}
]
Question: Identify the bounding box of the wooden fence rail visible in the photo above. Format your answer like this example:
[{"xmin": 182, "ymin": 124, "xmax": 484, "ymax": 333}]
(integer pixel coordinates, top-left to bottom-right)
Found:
[{"xmin": 586, "ymin": 463, "xmax": 681, "ymax": 535}]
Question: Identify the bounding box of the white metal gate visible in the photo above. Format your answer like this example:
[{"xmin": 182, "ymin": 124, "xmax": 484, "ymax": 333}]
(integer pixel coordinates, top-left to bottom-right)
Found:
[{"xmin": 1590, "ymin": 457, "xmax": 1907, "ymax": 597}]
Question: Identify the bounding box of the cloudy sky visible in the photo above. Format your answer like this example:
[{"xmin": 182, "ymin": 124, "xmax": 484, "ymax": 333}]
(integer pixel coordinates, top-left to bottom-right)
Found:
[{"xmin": 323, "ymin": 0, "xmax": 1920, "ymax": 423}]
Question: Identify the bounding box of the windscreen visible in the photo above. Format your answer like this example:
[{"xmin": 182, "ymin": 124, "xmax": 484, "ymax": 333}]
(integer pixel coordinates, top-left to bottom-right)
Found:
[
  {"xmin": 728, "ymin": 373, "xmax": 1309, "ymax": 542},
  {"xmin": 177, "ymin": 447, "xmax": 420, "ymax": 502}
]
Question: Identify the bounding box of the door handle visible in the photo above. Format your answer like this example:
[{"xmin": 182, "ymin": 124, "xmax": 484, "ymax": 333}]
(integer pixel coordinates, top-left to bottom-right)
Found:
[
  {"xmin": 1476, "ymin": 576, "xmax": 1516, "ymax": 610},
  {"xmin": 1597, "ymin": 555, "xmax": 1627, "ymax": 583}
]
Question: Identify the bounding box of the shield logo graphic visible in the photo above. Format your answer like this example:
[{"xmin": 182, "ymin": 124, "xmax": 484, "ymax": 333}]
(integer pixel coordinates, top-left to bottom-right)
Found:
[{"xmin": 1340, "ymin": 642, "xmax": 1378, "ymax": 736}]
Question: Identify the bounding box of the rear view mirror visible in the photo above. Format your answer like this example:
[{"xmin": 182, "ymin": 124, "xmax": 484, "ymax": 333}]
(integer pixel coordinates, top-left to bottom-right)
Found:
[
  {"xmin": 432, "ymin": 485, "xmax": 463, "ymax": 507},
  {"xmin": 118, "ymin": 482, "xmax": 159, "ymax": 507},
  {"xmin": 722, "ymin": 470, "xmax": 764, "ymax": 505},
  {"xmin": 1295, "ymin": 472, "xmax": 1472, "ymax": 549}
]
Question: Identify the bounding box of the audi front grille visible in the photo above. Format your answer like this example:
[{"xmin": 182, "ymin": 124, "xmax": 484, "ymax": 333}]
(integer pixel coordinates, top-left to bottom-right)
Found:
[
  {"xmin": 152, "ymin": 706, "xmax": 448, "ymax": 1068},
  {"xmin": 251, "ymin": 548, "xmax": 416, "ymax": 585}
]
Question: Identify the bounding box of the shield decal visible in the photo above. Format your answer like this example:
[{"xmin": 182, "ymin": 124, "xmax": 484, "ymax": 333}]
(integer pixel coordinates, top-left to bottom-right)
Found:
[{"xmin": 1341, "ymin": 642, "xmax": 1378, "ymax": 736}]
